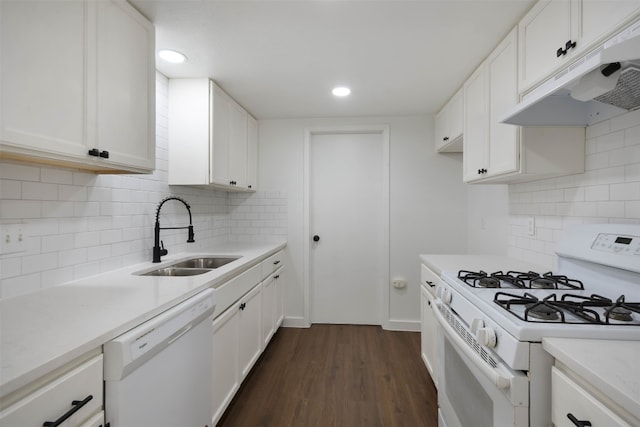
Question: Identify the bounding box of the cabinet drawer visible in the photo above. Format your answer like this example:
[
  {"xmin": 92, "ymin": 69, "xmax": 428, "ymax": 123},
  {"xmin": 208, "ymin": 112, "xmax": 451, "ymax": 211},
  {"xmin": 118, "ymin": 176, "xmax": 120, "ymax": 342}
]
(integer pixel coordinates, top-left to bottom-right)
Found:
[
  {"xmin": 420, "ymin": 264, "xmax": 439, "ymax": 296},
  {"xmin": 262, "ymin": 251, "xmax": 284, "ymax": 279},
  {"xmin": 214, "ymin": 263, "xmax": 262, "ymax": 316},
  {"xmin": 551, "ymin": 367, "xmax": 631, "ymax": 427},
  {"xmin": 0, "ymin": 354, "xmax": 103, "ymax": 427}
]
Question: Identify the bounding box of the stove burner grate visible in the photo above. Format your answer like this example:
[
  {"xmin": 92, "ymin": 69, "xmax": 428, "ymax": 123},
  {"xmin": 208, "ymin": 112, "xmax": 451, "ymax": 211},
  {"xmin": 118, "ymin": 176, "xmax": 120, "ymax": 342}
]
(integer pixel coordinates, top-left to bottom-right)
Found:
[
  {"xmin": 494, "ymin": 292, "xmax": 639, "ymax": 325},
  {"xmin": 458, "ymin": 270, "xmax": 500, "ymax": 288}
]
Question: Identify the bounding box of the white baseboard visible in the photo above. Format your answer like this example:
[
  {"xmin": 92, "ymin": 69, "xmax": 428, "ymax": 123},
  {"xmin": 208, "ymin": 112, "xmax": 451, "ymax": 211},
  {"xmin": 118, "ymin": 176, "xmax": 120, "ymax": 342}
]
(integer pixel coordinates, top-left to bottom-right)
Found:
[
  {"xmin": 282, "ymin": 316, "xmax": 310, "ymax": 328},
  {"xmin": 385, "ymin": 319, "xmax": 421, "ymax": 332}
]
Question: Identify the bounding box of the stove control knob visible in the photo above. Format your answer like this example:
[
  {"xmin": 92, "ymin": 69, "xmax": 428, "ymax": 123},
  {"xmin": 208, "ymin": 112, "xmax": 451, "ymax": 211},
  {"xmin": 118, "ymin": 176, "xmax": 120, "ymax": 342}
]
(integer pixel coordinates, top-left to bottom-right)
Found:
[
  {"xmin": 471, "ymin": 319, "xmax": 484, "ymax": 334},
  {"xmin": 441, "ymin": 289, "xmax": 452, "ymax": 305},
  {"xmin": 477, "ymin": 327, "xmax": 497, "ymax": 348}
]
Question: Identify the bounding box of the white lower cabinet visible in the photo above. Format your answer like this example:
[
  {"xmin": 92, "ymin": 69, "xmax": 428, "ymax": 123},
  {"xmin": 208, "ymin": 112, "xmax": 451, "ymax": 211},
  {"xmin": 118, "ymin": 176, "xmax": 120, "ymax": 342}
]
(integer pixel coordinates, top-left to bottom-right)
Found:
[
  {"xmin": 211, "ymin": 251, "xmax": 286, "ymax": 426},
  {"xmin": 238, "ymin": 284, "xmax": 263, "ymax": 379},
  {"xmin": 211, "ymin": 300, "xmax": 241, "ymax": 426},
  {"xmin": 0, "ymin": 353, "xmax": 104, "ymax": 427},
  {"xmin": 420, "ymin": 264, "xmax": 439, "ymax": 387},
  {"xmin": 262, "ymin": 266, "xmax": 285, "ymax": 347},
  {"xmin": 552, "ymin": 366, "xmax": 633, "ymax": 426}
]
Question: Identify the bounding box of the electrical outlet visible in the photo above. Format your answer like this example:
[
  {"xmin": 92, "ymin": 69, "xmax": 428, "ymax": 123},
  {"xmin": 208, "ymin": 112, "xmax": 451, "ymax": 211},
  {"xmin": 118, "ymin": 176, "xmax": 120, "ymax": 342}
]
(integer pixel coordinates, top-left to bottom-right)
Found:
[
  {"xmin": 527, "ymin": 217, "xmax": 536, "ymax": 236},
  {"xmin": 0, "ymin": 224, "xmax": 27, "ymax": 255}
]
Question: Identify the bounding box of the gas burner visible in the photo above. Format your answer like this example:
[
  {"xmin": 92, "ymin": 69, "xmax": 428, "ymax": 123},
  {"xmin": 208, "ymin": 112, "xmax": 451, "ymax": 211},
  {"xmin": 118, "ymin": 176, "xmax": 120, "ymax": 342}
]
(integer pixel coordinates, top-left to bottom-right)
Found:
[
  {"xmin": 609, "ymin": 306, "xmax": 633, "ymax": 322},
  {"xmin": 526, "ymin": 302, "xmax": 561, "ymax": 320},
  {"xmin": 530, "ymin": 277, "xmax": 556, "ymax": 289},
  {"xmin": 490, "ymin": 271, "xmax": 585, "ymax": 290},
  {"xmin": 457, "ymin": 270, "xmax": 500, "ymax": 288},
  {"xmin": 478, "ymin": 277, "xmax": 500, "ymax": 288}
]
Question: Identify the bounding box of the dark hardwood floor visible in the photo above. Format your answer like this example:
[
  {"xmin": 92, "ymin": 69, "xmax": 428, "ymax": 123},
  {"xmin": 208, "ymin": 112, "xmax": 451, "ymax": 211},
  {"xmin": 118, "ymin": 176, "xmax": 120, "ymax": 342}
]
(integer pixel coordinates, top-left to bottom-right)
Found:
[{"xmin": 217, "ymin": 324, "xmax": 438, "ymax": 427}]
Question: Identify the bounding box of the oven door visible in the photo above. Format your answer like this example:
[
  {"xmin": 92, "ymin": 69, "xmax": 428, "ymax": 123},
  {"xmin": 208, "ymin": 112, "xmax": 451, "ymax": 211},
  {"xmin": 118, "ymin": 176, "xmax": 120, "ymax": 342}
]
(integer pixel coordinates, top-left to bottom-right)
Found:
[{"xmin": 433, "ymin": 302, "xmax": 529, "ymax": 427}]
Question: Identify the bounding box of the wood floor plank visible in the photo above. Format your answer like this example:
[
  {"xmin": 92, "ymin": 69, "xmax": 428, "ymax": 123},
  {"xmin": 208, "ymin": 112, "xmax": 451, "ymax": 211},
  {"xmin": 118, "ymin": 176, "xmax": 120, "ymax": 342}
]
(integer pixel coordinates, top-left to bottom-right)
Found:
[{"xmin": 217, "ymin": 324, "xmax": 437, "ymax": 427}]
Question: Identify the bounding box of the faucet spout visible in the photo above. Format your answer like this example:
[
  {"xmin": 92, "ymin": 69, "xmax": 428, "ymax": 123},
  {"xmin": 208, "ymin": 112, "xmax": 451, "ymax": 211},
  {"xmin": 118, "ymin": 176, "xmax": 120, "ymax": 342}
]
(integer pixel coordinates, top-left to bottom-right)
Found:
[{"xmin": 153, "ymin": 196, "xmax": 195, "ymax": 263}]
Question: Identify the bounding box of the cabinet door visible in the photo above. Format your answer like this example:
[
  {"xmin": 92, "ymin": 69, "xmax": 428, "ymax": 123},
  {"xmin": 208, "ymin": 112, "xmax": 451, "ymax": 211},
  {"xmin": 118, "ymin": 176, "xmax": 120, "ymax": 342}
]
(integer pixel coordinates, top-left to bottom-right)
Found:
[
  {"xmin": 212, "ymin": 304, "xmax": 240, "ymax": 426},
  {"xmin": 238, "ymin": 284, "xmax": 262, "ymax": 379},
  {"xmin": 261, "ymin": 275, "xmax": 275, "ymax": 347},
  {"xmin": 0, "ymin": 354, "xmax": 103, "ymax": 427},
  {"xmin": 462, "ymin": 65, "xmax": 488, "ymax": 182},
  {"xmin": 228, "ymin": 99, "xmax": 248, "ymax": 187},
  {"xmin": 420, "ymin": 285, "xmax": 438, "ymax": 387},
  {"xmin": 551, "ymin": 367, "xmax": 631, "ymax": 427},
  {"xmin": 434, "ymin": 104, "xmax": 449, "ymax": 151},
  {"xmin": 0, "ymin": 0, "xmax": 87, "ymax": 158},
  {"xmin": 246, "ymin": 115, "xmax": 258, "ymax": 190},
  {"xmin": 274, "ymin": 267, "xmax": 285, "ymax": 327},
  {"xmin": 580, "ymin": 0, "xmax": 640, "ymax": 49},
  {"xmin": 519, "ymin": 0, "xmax": 574, "ymax": 92},
  {"xmin": 486, "ymin": 27, "xmax": 519, "ymax": 178},
  {"xmin": 211, "ymin": 84, "xmax": 231, "ymax": 185},
  {"xmin": 95, "ymin": 0, "xmax": 155, "ymax": 171}
]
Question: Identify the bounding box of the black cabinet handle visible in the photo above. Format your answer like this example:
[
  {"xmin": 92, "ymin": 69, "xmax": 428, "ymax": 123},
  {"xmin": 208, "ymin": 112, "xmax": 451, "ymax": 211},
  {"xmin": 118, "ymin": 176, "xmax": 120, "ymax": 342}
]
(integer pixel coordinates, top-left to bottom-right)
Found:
[
  {"xmin": 567, "ymin": 413, "xmax": 592, "ymax": 427},
  {"xmin": 88, "ymin": 148, "xmax": 100, "ymax": 157},
  {"xmin": 313, "ymin": 235, "xmax": 320, "ymax": 242},
  {"xmin": 565, "ymin": 39, "xmax": 576, "ymax": 51},
  {"xmin": 239, "ymin": 302, "xmax": 246, "ymax": 311},
  {"xmin": 274, "ymin": 274, "xmax": 280, "ymax": 279},
  {"xmin": 248, "ymin": 185, "xmax": 252, "ymax": 189},
  {"xmin": 425, "ymin": 280, "xmax": 435, "ymax": 288},
  {"xmin": 557, "ymin": 46, "xmax": 567, "ymax": 57},
  {"xmin": 443, "ymin": 136, "xmax": 449, "ymax": 141},
  {"xmin": 99, "ymin": 150, "xmax": 109, "ymax": 159},
  {"xmin": 43, "ymin": 395, "xmax": 93, "ymax": 427},
  {"xmin": 273, "ymin": 260, "xmax": 281, "ymax": 265}
]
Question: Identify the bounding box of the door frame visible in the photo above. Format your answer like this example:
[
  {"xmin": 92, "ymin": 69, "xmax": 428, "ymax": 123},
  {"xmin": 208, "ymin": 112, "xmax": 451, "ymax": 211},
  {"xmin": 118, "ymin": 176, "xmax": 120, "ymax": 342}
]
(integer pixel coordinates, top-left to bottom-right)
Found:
[{"xmin": 302, "ymin": 125, "xmax": 390, "ymax": 329}]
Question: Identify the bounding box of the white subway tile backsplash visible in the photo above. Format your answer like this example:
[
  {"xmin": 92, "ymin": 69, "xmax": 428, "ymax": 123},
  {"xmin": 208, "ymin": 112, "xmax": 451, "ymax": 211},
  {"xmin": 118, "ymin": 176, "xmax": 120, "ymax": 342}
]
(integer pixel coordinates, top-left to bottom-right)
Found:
[
  {"xmin": 0, "ymin": 72, "xmax": 287, "ymax": 298},
  {"xmin": 509, "ymin": 109, "xmax": 640, "ymax": 269}
]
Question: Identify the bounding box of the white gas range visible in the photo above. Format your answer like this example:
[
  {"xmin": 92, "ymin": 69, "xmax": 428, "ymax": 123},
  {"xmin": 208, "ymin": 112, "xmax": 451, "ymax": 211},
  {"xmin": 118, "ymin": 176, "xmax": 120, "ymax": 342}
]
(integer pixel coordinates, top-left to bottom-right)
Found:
[{"xmin": 433, "ymin": 224, "xmax": 640, "ymax": 427}]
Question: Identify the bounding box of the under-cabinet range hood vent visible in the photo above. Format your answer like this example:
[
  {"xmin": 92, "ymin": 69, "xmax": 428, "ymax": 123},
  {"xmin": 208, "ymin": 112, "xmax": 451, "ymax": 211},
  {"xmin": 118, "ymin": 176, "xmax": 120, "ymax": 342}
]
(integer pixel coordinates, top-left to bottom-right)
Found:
[{"xmin": 502, "ymin": 19, "xmax": 640, "ymax": 126}]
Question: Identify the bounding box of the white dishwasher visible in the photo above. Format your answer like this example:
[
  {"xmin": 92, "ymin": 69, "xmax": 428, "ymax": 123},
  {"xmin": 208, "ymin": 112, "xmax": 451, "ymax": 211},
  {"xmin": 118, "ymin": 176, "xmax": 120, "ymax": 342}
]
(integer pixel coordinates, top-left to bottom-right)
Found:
[{"xmin": 104, "ymin": 289, "xmax": 215, "ymax": 427}]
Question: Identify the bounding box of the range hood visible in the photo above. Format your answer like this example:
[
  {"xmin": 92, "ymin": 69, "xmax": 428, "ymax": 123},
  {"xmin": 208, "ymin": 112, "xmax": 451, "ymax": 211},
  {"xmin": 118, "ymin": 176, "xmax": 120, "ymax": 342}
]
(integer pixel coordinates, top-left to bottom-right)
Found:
[{"xmin": 502, "ymin": 19, "xmax": 640, "ymax": 126}]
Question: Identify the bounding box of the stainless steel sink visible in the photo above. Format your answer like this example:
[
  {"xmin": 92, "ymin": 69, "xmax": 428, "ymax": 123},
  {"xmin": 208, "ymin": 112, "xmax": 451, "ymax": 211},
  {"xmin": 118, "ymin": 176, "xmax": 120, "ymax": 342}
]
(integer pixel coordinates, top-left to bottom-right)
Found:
[
  {"xmin": 140, "ymin": 267, "xmax": 212, "ymax": 277},
  {"xmin": 170, "ymin": 257, "xmax": 240, "ymax": 269},
  {"xmin": 136, "ymin": 256, "xmax": 241, "ymax": 277}
]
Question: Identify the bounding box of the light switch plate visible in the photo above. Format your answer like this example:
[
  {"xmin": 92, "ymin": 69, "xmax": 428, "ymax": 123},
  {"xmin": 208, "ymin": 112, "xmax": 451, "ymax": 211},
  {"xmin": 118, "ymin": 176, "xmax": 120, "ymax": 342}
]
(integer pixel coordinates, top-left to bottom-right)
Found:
[
  {"xmin": 0, "ymin": 224, "xmax": 27, "ymax": 255},
  {"xmin": 527, "ymin": 217, "xmax": 536, "ymax": 236}
]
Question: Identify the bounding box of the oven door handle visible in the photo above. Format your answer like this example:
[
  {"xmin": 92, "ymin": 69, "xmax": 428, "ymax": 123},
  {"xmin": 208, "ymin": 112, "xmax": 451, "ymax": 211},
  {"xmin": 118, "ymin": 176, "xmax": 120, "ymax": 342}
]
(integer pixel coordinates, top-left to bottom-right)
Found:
[{"xmin": 434, "ymin": 303, "xmax": 512, "ymax": 390}]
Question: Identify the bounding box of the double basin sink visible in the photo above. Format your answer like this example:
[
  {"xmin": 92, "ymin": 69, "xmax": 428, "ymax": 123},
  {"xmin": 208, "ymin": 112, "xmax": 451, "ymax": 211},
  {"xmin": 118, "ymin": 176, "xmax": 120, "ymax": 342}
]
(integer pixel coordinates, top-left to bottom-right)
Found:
[{"xmin": 138, "ymin": 256, "xmax": 240, "ymax": 277}]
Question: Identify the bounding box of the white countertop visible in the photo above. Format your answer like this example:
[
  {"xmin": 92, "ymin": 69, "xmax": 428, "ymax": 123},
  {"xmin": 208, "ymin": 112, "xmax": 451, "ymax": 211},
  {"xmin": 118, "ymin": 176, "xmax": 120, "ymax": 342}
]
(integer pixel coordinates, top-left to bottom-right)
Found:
[
  {"xmin": 419, "ymin": 254, "xmax": 547, "ymax": 276},
  {"xmin": 543, "ymin": 337, "xmax": 640, "ymax": 421},
  {"xmin": 0, "ymin": 241, "xmax": 285, "ymax": 398}
]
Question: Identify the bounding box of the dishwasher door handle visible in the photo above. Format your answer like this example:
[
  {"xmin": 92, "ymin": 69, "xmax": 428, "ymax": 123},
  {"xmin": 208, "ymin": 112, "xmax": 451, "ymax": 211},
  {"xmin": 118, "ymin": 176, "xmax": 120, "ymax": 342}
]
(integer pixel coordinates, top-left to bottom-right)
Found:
[{"xmin": 168, "ymin": 324, "xmax": 193, "ymax": 345}]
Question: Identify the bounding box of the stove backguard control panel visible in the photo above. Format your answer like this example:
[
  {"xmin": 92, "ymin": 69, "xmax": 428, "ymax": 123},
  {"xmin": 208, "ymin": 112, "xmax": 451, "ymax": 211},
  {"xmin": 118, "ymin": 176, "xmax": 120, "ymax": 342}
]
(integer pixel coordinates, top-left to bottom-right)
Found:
[{"xmin": 592, "ymin": 233, "xmax": 640, "ymax": 256}]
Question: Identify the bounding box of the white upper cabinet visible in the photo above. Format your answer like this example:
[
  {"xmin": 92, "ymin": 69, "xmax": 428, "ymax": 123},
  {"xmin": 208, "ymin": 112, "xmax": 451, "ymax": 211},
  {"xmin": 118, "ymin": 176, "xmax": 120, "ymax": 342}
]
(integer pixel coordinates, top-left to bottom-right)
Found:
[
  {"xmin": 519, "ymin": 0, "xmax": 640, "ymax": 93},
  {"xmin": 434, "ymin": 88, "xmax": 463, "ymax": 152},
  {"xmin": 0, "ymin": 0, "xmax": 155, "ymax": 173},
  {"xmin": 464, "ymin": 27, "xmax": 585, "ymax": 184},
  {"xmin": 168, "ymin": 79, "xmax": 257, "ymax": 191}
]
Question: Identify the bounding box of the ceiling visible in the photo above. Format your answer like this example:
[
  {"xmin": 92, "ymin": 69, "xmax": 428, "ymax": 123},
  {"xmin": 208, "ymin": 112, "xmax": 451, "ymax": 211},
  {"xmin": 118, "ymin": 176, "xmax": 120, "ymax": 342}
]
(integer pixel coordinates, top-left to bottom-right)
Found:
[{"xmin": 131, "ymin": 0, "xmax": 536, "ymax": 120}]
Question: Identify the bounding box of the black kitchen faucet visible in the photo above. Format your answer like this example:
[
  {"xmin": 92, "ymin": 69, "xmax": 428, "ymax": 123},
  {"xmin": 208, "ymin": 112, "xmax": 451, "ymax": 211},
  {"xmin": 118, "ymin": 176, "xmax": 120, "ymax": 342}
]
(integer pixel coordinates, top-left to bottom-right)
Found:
[{"xmin": 153, "ymin": 196, "xmax": 195, "ymax": 263}]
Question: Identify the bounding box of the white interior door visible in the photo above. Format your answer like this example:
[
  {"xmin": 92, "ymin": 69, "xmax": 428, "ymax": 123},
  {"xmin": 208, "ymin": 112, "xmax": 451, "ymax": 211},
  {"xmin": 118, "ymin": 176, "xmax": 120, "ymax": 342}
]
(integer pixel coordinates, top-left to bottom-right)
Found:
[{"xmin": 309, "ymin": 131, "xmax": 386, "ymax": 325}]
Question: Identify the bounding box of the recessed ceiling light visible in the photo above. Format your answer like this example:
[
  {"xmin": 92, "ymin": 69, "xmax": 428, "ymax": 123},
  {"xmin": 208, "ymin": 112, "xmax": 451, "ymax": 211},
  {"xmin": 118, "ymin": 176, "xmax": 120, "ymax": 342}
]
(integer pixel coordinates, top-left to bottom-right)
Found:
[
  {"xmin": 158, "ymin": 49, "xmax": 187, "ymax": 64},
  {"xmin": 332, "ymin": 87, "xmax": 351, "ymax": 97}
]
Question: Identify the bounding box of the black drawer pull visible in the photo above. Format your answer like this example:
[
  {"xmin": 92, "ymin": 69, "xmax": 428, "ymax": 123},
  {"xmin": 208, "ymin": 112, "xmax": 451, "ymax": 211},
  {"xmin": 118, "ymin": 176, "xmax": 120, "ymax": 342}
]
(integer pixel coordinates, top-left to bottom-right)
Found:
[
  {"xmin": 99, "ymin": 150, "xmax": 109, "ymax": 159},
  {"xmin": 273, "ymin": 260, "xmax": 281, "ymax": 265},
  {"xmin": 274, "ymin": 275, "xmax": 280, "ymax": 279},
  {"xmin": 425, "ymin": 280, "xmax": 435, "ymax": 287},
  {"xmin": 43, "ymin": 395, "xmax": 93, "ymax": 427},
  {"xmin": 88, "ymin": 148, "xmax": 100, "ymax": 157},
  {"xmin": 567, "ymin": 413, "xmax": 592, "ymax": 427}
]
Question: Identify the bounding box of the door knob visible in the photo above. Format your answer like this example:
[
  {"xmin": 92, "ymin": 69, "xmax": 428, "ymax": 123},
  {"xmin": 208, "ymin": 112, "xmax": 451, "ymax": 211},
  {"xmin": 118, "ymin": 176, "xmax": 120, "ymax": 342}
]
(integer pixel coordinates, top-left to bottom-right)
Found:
[{"xmin": 313, "ymin": 235, "xmax": 320, "ymax": 242}]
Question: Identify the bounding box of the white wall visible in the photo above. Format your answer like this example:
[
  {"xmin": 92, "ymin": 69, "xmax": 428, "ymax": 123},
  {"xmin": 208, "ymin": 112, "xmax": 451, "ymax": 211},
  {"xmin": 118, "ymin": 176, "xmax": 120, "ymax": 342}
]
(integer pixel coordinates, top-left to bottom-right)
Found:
[
  {"xmin": 0, "ymin": 73, "xmax": 286, "ymax": 298},
  {"xmin": 258, "ymin": 116, "xmax": 469, "ymax": 328},
  {"xmin": 507, "ymin": 109, "xmax": 640, "ymax": 269}
]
